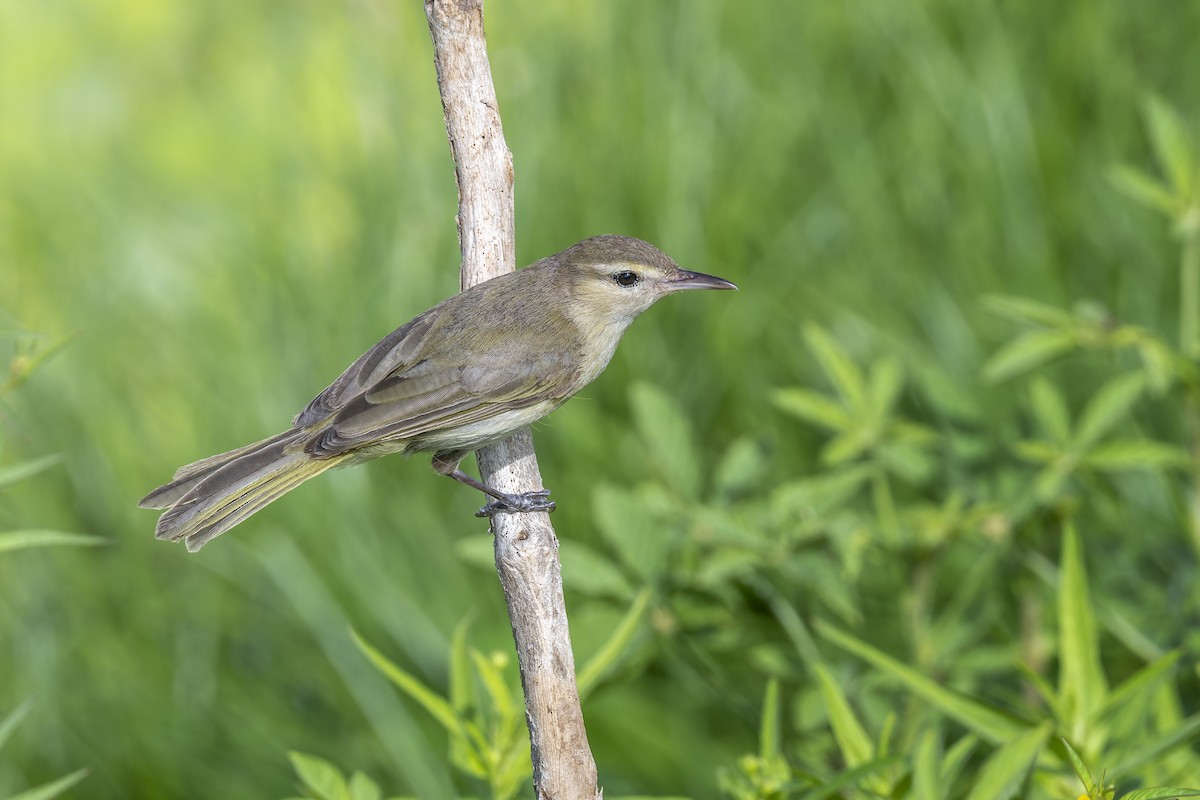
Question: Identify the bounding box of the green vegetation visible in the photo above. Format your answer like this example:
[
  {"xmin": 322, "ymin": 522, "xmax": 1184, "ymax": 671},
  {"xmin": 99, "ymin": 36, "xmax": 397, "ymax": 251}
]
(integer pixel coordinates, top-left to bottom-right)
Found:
[{"xmin": 2, "ymin": 1, "xmax": 1199, "ymax": 797}]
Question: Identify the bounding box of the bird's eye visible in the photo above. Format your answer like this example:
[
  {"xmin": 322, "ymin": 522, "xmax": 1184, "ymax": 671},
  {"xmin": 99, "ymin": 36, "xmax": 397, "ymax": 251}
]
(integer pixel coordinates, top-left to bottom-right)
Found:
[{"xmin": 613, "ymin": 271, "xmax": 640, "ymax": 287}]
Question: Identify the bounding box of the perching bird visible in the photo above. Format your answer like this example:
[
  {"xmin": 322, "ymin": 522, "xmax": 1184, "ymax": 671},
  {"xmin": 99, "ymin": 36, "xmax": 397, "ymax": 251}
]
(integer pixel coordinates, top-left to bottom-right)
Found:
[{"xmin": 140, "ymin": 235, "xmax": 736, "ymax": 551}]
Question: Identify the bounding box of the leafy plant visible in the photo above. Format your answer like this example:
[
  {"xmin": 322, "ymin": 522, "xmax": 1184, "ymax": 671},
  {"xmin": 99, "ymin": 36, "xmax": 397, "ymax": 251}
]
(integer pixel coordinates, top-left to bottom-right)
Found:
[
  {"xmin": 350, "ymin": 590, "xmax": 649, "ymax": 800},
  {"xmin": 284, "ymin": 752, "xmax": 398, "ymax": 800}
]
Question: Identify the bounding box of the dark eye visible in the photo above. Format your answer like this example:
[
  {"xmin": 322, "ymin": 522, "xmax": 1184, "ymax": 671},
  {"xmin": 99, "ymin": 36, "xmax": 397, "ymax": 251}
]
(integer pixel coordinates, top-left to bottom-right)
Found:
[{"xmin": 613, "ymin": 270, "xmax": 640, "ymax": 287}]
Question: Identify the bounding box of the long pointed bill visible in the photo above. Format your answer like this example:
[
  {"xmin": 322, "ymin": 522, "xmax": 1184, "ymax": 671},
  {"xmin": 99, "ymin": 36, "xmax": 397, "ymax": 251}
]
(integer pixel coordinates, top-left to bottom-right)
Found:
[{"xmin": 665, "ymin": 269, "xmax": 738, "ymax": 292}]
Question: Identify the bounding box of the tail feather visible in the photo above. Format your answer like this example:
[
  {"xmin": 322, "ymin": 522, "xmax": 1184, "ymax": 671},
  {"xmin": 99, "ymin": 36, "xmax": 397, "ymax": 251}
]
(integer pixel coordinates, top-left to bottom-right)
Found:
[
  {"xmin": 142, "ymin": 429, "xmax": 347, "ymax": 551},
  {"xmin": 138, "ymin": 430, "xmax": 301, "ymax": 510},
  {"xmin": 179, "ymin": 458, "xmax": 331, "ymax": 552}
]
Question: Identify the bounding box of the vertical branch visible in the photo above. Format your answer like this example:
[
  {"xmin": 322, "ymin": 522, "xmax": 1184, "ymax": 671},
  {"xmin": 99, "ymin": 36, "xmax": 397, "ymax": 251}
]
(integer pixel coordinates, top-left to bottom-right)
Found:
[{"xmin": 423, "ymin": 2, "xmax": 601, "ymax": 798}]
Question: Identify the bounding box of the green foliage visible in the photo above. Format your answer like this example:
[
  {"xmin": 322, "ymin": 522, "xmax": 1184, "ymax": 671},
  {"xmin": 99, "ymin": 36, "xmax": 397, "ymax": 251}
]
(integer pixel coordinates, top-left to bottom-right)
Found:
[
  {"xmin": 0, "ymin": 335, "xmax": 96, "ymax": 799},
  {"xmin": 0, "ymin": 336, "xmax": 103, "ymax": 555},
  {"xmin": 354, "ymin": 627, "xmax": 530, "ymax": 800},
  {"xmin": 0, "ymin": 703, "xmax": 87, "ymax": 800},
  {"xmin": 3, "ymin": 1, "xmax": 1200, "ymax": 798},
  {"xmin": 351, "ymin": 593, "xmax": 647, "ymax": 800},
  {"xmin": 717, "ymin": 681, "xmax": 795, "ymax": 800},
  {"xmin": 284, "ymin": 751, "xmax": 401, "ymax": 800}
]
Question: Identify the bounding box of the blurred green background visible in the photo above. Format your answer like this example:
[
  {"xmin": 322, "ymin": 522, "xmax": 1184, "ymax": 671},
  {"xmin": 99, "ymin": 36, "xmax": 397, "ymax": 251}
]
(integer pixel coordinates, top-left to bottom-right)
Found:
[{"xmin": 3, "ymin": 0, "xmax": 1200, "ymax": 798}]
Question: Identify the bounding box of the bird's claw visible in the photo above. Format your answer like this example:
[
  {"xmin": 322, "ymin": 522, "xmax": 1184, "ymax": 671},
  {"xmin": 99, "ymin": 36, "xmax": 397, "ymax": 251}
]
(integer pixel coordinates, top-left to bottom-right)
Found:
[{"xmin": 475, "ymin": 489, "xmax": 556, "ymax": 518}]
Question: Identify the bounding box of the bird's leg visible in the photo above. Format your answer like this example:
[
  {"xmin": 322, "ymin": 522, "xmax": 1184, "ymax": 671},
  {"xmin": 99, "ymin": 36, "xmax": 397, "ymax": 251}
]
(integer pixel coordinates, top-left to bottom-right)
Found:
[
  {"xmin": 432, "ymin": 452, "xmax": 555, "ymax": 517},
  {"xmin": 446, "ymin": 469, "xmax": 556, "ymax": 517}
]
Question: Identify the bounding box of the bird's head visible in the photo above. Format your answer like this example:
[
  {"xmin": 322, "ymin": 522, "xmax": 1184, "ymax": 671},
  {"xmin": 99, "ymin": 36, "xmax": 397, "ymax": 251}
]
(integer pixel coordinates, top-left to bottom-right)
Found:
[{"xmin": 557, "ymin": 235, "xmax": 736, "ymax": 329}]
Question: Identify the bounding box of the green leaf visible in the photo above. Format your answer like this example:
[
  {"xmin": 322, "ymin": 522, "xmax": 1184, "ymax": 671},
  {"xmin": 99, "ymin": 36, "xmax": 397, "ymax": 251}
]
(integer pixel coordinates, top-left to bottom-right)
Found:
[
  {"xmin": 816, "ymin": 621, "xmax": 1024, "ymax": 742},
  {"xmin": 772, "ymin": 387, "xmax": 853, "ymax": 432},
  {"xmin": 758, "ymin": 678, "xmax": 781, "ymax": 762},
  {"xmin": 0, "ymin": 531, "xmax": 106, "ymax": 554},
  {"xmin": 941, "ymin": 735, "xmax": 980, "ymax": 791},
  {"xmin": 1145, "ymin": 96, "xmax": 1195, "ymax": 199},
  {"xmin": 1081, "ymin": 439, "xmax": 1191, "ymax": 471},
  {"xmin": 351, "ymin": 631, "xmax": 464, "ymax": 738},
  {"xmin": 1136, "ymin": 335, "xmax": 1177, "ymax": 394},
  {"xmin": 577, "ymin": 588, "xmax": 650, "ymax": 699},
  {"xmin": 347, "ymin": 772, "xmax": 382, "ymax": 800},
  {"xmin": 713, "ymin": 437, "xmax": 767, "ymax": 498},
  {"xmin": 7, "ymin": 769, "xmax": 89, "ymax": 800},
  {"xmin": 1033, "ymin": 461, "xmax": 1073, "ymax": 502},
  {"xmin": 1119, "ymin": 790, "xmax": 1200, "ymax": 800},
  {"xmin": 1012, "ymin": 440, "xmax": 1060, "ymax": 464},
  {"xmin": 911, "ymin": 729, "xmax": 941, "ymax": 800},
  {"xmin": 771, "ymin": 465, "xmax": 872, "ymax": 518},
  {"xmin": 1029, "ymin": 377, "xmax": 1071, "ymax": 444},
  {"xmin": 982, "ymin": 295, "xmax": 1077, "ymax": 327},
  {"xmin": 560, "ymin": 540, "xmax": 634, "ymax": 599},
  {"xmin": 1057, "ymin": 521, "xmax": 1108, "ymax": 741},
  {"xmin": 804, "ymin": 324, "xmax": 867, "ymax": 413},
  {"xmin": 592, "ymin": 484, "xmax": 667, "ymax": 582},
  {"xmin": 1108, "ymin": 164, "xmax": 1181, "ymax": 215},
  {"xmin": 877, "ymin": 440, "xmax": 936, "ymax": 484},
  {"xmin": 821, "ymin": 430, "xmax": 870, "ymax": 465},
  {"xmin": 1060, "ymin": 736, "xmax": 1095, "ymax": 795},
  {"xmin": 983, "ymin": 329, "xmax": 1076, "ymax": 382},
  {"xmin": 0, "ymin": 454, "xmax": 61, "ymax": 490},
  {"xmin": 814, "ymin": 662, "xmax": 873, "ymax": 767},
  {"xmin": 288, "ymin": 752, "xmax": 349, "ymax": 800},
  {"xmin": 630, "ymin": 382, "xmax": 702, "ymax": 499},
  {"xmin": 866, "ymin": 356, "xmax": 904, "ymax": 427},
  {"xmin": 470, "ymin": 649, "xmax": 515, "ymax": 722},
  {"xmin": 891, "ymin": 420, "xmax": 938, "ymax": 446},
  {"xmin": 1073, "ymin": 373, "xmax": 1145, "ymax": 450},
  {"xmin": 962, "ymin": 723, "xmax": 1052, "ymax": 800}
]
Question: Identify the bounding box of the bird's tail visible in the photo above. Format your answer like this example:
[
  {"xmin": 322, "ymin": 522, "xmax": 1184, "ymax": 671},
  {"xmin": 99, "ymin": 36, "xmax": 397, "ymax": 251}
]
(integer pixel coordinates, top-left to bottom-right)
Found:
[{"xmin": 139, "ymin": 429, "xmax": 348, "ymax": 552}]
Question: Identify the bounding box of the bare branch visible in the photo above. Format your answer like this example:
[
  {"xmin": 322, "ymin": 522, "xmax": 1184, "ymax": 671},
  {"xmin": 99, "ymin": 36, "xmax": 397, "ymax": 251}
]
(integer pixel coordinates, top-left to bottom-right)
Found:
[{"xmin": 424, "ymin": 1, "xmax": 601, "ymax": 797}]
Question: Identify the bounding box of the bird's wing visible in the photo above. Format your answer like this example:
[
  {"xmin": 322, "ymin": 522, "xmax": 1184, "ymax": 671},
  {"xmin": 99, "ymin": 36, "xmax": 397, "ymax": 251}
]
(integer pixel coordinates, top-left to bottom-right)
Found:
[
  {"xmin": 300, "ymin": 318, "xmax": 581, "ymax": 458},
  {"xmin": 294, "ymin": 309, "xmax": 441, "ymax": 427}
]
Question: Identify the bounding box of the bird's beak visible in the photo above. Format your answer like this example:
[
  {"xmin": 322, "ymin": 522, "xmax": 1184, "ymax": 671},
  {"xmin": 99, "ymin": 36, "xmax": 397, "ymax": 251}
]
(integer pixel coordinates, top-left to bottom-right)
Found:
[{"xmin": 665, "ymin": 269, "xmax": 738, "ymax": 292}]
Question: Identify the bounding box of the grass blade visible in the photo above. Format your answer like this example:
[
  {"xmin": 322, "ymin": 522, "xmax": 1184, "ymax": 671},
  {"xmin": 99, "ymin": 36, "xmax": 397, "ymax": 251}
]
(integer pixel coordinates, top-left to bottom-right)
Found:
[
  {"xmin": 7, "ymin": 770, "xmax": 89, "ymax": 800},
  {"xmin": 816, "ymin": 620, "xmax": 1024, "ymax": 743},
  {"xmin": 0, "ymin": 531, "xmax": 105, "ymax": 554},
  {"xmin": 963, "ymin": 723, "xmax": 1052, "ymax": 800},
  {"xmin": 351, "ymin": 630, "xmax": 464, "ymax": 738},
  {"xmin": 0, "ymin": 454, "xmax": 62, "ymax": 490},
  {"xmin": 577, "ymin": 588, "xmax": 650, "ymax": 699}
]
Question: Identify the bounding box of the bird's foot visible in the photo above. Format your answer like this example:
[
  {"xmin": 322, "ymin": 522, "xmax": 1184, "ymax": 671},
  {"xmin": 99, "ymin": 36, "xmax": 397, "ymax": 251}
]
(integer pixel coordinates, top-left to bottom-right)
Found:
[{"xmin": 475, "ymin": 489, "xmax": 556, "ymax": 518}]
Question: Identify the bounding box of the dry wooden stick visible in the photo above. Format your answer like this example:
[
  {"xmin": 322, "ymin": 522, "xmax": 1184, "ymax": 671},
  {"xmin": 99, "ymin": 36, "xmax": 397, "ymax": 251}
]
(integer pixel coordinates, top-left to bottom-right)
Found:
[{"xmin": 424, "ymin": 1, "xmax": 601, "ymax": 797}]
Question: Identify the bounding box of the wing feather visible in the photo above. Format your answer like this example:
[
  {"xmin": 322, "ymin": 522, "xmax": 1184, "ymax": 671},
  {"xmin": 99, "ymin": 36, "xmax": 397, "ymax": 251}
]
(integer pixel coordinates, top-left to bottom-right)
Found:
[{"xmin": 293, "ymin": 280, "xmax": 584, "ymax": 459}]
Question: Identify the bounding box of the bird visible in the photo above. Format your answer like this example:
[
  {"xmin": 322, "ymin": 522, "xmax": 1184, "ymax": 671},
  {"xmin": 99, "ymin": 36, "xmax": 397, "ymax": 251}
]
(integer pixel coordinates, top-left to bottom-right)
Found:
[{"xmin": 139, "ymin": 235, "xmax": 736, "ymax": 552}]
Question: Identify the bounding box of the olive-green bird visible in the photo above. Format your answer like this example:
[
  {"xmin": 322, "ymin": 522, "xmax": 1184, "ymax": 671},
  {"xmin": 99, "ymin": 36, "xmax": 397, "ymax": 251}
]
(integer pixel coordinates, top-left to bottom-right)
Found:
[{"xmin": 140, "ymin": 235, "xmax": 736, "ymax": 551}]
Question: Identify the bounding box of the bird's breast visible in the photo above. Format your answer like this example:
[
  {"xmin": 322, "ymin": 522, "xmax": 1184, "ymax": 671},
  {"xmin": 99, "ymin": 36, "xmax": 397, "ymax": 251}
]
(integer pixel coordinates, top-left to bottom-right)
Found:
[{"xmin": 409, "ymin": 400, "xmax": 563, "ymax": 453}]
